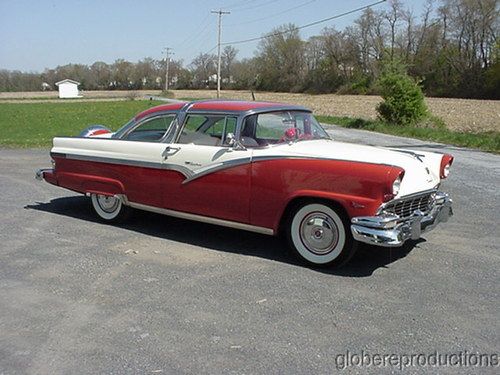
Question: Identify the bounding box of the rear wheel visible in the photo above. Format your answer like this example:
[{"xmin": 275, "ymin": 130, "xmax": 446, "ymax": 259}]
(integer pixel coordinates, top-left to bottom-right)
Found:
[
  {"xmin": 90, "ymin": 194, "xmax": 130, "ymax": 223},
  {"xmin": 286, "ymin": 202, "xmax": 356, "ymax": 267}
]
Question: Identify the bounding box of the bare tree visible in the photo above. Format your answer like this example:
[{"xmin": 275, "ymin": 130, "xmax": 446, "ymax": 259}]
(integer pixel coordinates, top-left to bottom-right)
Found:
[
  {"xmin": 221, "ymin": 46, "xmax": 238, "ymax": 84},
  {"xmin": 190, "ymin": 53, "xmax": 217, "ymax": 88},
  {"xmin": 384, "ymin": 0, "xmax": 404, "ymax": 60}
]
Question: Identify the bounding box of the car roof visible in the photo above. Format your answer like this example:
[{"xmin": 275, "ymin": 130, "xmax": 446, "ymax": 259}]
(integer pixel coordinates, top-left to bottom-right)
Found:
[
  {"xmin": 135, "ymin": 102, "xmax": 187, "ymax": 120},
  {"xmin": 135, "ymin": 99, "xmax": 310, "ymax": 120},
  {"xmin": 188, "ymin": 100, "xmax": 295, "ymax": 111}
]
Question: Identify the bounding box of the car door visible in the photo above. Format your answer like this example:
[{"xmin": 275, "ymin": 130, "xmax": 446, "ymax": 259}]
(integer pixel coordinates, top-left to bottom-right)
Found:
[
  {"xmin": 160, "ymin": 114, "xmax": 253, "ymax": 223},
  {"xmin": 116, "ymin": 113, "xmax": 177, "ymax": 208}
]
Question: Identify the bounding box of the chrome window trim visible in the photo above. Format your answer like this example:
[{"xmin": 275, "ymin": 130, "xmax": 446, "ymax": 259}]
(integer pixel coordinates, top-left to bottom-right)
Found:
[
  {"xmin": 120, "ymin": 112, "xmax": 177, "ymax": 142},
  {"xmin": 173, "ymin": 112, "xmax": 239, "ymax": 146},
  {"xmin": 237, "ymin": 110, "xmax": 330, "ymax": 147}
]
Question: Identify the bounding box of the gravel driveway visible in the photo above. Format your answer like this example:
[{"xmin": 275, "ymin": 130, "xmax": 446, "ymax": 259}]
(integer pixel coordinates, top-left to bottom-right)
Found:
[{"xmin": 0, "ymin": 127, "xmax": 498, "ymax": 374}]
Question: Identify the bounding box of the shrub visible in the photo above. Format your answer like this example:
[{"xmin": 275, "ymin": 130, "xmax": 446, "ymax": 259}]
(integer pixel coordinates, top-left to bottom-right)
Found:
[
  {"xmin": 376, "ymin": 62, "xmax": 427, "ymax": 126},
  {"xmin": 126, "ymin": 91, "xmax": 139, "ymax": 101},
  {"xmin": 159, "ymin": 90, "xmax": 174, "ymax": 98}
]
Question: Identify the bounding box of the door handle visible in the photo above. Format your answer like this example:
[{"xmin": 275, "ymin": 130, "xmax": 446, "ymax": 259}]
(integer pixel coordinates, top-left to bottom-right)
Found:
[{"xmin": 162, "ymin": 146, "xmax": 180, "ymax": 159}]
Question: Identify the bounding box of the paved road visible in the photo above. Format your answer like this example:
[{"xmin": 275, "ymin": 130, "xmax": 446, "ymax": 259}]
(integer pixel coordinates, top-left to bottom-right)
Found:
[{"xmin": 1, "ymin": 127, "xmax": 499, "ymax": 374}]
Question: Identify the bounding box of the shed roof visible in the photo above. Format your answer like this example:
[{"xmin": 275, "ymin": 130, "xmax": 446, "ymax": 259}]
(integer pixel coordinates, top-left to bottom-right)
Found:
[{"xmin": 55, "ymin": 79, "xmax": 80, "ymax": 86}]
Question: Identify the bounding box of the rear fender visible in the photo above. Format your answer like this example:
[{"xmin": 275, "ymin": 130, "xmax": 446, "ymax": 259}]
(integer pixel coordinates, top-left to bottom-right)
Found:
[{"xmin": 57, "ymin": 172, "xmax": 125, "ymax": 197}]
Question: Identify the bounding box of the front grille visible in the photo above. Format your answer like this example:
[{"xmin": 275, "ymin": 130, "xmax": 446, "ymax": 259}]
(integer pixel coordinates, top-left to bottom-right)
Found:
[{"xmin": 382, "ymin": 191, "xmax": 435, "ymax": 219}]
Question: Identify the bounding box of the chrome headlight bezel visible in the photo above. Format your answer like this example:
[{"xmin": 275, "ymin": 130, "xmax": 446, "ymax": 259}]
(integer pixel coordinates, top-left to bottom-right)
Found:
[
  {"xmin": 392, "ymin": 176, "xmax": 402, "ymax": 196},
  {"xmin": 443, "ymin": 163, "xmax": 451, "ymax": 178}
]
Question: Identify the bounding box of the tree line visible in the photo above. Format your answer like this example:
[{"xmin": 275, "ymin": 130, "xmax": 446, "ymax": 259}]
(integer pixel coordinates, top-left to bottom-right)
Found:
[{"xmin": 1, "ymin": 0, "xmax": 498, "ymax": 99}]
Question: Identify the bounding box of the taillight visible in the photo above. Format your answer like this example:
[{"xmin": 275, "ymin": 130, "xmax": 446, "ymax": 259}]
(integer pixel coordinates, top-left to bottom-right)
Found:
[{"xmin": 440, "ymin": 154, "xmax": 454, "ymax": 179}]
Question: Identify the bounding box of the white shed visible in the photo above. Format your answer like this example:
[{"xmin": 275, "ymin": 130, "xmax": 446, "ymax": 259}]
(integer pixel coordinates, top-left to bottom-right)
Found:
[{"xmin": 55, "ymin": 79, "xmax": 81, "ymax": 98}]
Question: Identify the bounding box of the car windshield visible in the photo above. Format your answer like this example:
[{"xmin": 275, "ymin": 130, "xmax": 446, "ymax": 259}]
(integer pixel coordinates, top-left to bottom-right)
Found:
[{"xmin": 240, "ymin": 111, "xmax": 330, "ymax": 147}]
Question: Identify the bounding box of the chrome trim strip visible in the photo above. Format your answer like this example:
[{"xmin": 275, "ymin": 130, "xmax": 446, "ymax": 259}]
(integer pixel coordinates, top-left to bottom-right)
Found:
[
  {"xmin": 389, "ymin": 149, "xmax": 425, "ymax": 162},
  {"xmin": 242, "ymin": 105, "xmax": 311, "ymax": 116},
  {"xmin": 63, "ymin": 153, "xmax": 194, "ymax": 178},
  {"xmin": 251, "ymin": 154, "xmax": 397, "ymax": 169},
  {"xmin": 35, "ymin": 168, "xmax": 53, "ymax": 181},
  {"xmin": 183, "ymin": 100, "xmax": 311, "ymax": 116},
  {"xmin": 127, "ymin": 201, "xmax": 274, "ymax": 235},
  {"xmin": 51, "ymin": 152, "xmax": 66, "ymax": 158},
  {"xmin": 182, "ymin": 157, "xmax": 252, "ymax": 184},
  {"xmin": 59, "ymin": 152, "xmax": 402, "ymax": 185}
]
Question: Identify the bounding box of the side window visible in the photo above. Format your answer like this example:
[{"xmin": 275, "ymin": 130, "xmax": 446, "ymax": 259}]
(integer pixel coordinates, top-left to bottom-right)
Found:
[
  {"xmin": 177, "ymin": 115, "xmax": 237, "ymax": 146},
  {"xmin": 256, "ymin": 113, "xmax": 287, "ymax": 139},
  {"xmin": 206, "ymin": 117, "xmax": 236, "ymax": 141},
  {"xmin": 124, "ymin": 115, "xmax": 174, "ymax": 142}
]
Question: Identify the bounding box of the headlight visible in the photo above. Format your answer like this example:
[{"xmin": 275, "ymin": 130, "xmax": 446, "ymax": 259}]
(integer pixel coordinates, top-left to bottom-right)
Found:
[
  {"xmin": 392, "ymin": 176, "xmax": 402, "ymax": 196},
  {"xmin": 443, "ymin": 163, "xmax": 451, "ymax": 178}
]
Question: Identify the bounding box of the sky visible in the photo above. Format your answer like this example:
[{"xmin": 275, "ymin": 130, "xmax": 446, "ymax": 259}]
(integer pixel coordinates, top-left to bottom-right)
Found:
[{"xmin": 0, "ymin": 0, "xmax": 428, "ymax": 72}]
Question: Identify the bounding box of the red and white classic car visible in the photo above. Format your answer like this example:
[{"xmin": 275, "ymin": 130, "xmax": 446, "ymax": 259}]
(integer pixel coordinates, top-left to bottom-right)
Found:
[{"xmin": 36, "ymin": 100, "xmax": 453, "ymax": 267}]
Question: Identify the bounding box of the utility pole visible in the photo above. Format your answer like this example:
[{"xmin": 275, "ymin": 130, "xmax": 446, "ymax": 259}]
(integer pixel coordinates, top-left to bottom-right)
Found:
[
  {"xmin": 211, "ymin": 9, "xmax": 230, "ymax": 98},
  {"xmin": 162, "ymin": 47, "xmax": 173, "ymax": 92}
]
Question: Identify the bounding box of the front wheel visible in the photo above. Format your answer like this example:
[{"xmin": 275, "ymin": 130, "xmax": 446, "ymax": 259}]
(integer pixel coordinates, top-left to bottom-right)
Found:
[
  {"xmin": 90, "ymin": 194, "xmax": 130, "ymax": 223},
  {"xmin": 286, "ymin": 202, "xmax": 356, "ymax": 267}
]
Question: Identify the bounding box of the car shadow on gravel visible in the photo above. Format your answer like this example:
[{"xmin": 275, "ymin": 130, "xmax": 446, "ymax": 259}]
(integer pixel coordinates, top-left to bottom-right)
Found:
[{"xmin": 25, "ymin": 196, "xmax": 422, "ymax": 278}]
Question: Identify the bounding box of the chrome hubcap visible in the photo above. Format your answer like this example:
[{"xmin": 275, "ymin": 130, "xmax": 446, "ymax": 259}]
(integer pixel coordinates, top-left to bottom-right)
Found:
[
  {"xmin": 97, "ymin": 195, "xmax": 119, "ymax": 213},
  {"xmin": 300, "ymin": 212, "xmax": 339, "ymax": 255}
]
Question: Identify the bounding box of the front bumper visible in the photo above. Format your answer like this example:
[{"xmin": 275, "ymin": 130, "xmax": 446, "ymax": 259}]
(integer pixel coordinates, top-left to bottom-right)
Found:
[{"xmin": 351, "ymin": 191, "xmax": 453, "ymax": 247}]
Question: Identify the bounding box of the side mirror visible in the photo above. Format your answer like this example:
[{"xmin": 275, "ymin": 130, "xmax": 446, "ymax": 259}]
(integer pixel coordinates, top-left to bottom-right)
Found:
[
  {"xmin": 226, "ymin": 132, "xmax": 236, "ymax": 146},
  {"xmin": 225, "ymin": 132, "xmax": 246, "ymax": 151}
]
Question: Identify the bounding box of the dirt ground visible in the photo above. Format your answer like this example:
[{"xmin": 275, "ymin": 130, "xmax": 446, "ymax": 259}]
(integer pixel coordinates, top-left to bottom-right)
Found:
[
  {"xmin": 171, "ymin": 90, "xmax": 500, "ymax": 133},
  {"xmin": 1, "ymin": 89, "xmax": 498, "ymax": 132}
]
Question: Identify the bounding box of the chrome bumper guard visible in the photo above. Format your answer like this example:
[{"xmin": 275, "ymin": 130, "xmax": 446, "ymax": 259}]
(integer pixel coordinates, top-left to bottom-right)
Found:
[
  {"xmin": 351, "ymin": 192, "xmax": 453, "ymax": 247},
  {"xmin": 35, "ymin": 168, "xmax": 52, "ymax": 181}
]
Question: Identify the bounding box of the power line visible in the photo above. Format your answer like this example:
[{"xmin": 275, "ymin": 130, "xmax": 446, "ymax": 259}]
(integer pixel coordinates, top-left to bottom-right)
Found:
[
  {"xmin": 226, "ymin": 0, "xmax": 316, "ymax": 28},
  {"xmin": 175, "ymin": 14, "xmax": 213, "ymax": 51},
  {"xmin": 222, "ymin": 0, "xmax": 259, "ymax": 10},
  {"xmin": 221, "ymin": 0, "xmax": 387, "ymax": 46},
  {"xmin": 203, "ymin": 45, "xmax": 218, "ymax": 55},
  {"xmin": 191, "ymin": 25, "xmax": 216, "ymax": 53},
  {"xmin": 229, "ymin": 0, "xmax": 283, "ymax": 12}
]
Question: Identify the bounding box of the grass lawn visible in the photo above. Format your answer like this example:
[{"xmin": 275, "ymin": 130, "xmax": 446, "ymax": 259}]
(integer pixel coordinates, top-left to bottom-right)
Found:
[
  {"xmin": 0, "ymin": 100, "xmax": 161, "ymax": 147},
  {"xmin": 317, "ymin": 115, "xmax": 500, "ymax": 153}
]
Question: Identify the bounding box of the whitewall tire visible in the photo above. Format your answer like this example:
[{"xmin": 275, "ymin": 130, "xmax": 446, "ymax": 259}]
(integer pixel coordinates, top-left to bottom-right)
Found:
[
  {"xmin": 90, "ymin": 194, "xmax": 130, "ymax": 222},
  {"xmin": 286, "ymin": 202, "xmax": 356, "ymax": 267}
]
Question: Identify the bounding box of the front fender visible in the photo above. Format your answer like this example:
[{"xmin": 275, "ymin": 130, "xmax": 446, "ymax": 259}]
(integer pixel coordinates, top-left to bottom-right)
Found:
[{"xmin": 273, "ymin": 190, "xmax": 381, "ymax": 232}]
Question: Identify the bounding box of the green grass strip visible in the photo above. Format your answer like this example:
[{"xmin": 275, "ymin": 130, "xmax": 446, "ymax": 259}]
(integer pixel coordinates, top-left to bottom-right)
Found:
[
  {"xmin": 317, "ymin": 115, "xmax": 499, "ymax": 153},
  {"xmin": 0, "ymin": 100, "xmax": 162, "ymax": 147}
]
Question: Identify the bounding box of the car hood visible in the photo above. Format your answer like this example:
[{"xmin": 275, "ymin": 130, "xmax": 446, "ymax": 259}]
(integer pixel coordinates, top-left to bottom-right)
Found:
[{"xmin": 255, "ymin": 139, "xmax": 441, "ymax": 197}]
